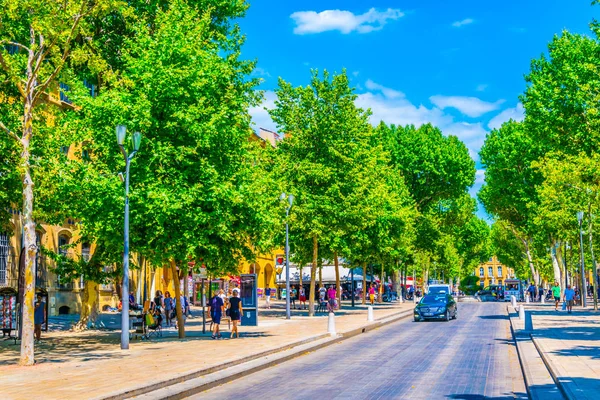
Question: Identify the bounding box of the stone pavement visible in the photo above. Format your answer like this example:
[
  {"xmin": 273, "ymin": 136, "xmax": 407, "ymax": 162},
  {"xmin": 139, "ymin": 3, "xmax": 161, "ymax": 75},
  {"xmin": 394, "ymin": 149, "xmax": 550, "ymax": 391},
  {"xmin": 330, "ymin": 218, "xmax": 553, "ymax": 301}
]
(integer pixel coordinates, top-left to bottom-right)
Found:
[
  {"xmin": 198, "ymin": 302, "xmax": 526, "ymax": 400},
  {"xmin": 0, "ymin": 299, "xmax": 413, "ymax": 400},
  {"xmin": 510, "ymin": 302, "xmax": 600, "ymax": 399}
]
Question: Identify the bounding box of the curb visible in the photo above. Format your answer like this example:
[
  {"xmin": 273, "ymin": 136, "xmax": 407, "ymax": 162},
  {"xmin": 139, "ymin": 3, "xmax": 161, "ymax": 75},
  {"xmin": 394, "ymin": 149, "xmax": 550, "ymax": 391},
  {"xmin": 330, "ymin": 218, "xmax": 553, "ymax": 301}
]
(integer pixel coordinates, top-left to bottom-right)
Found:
[
  {"xmin": 100, "ymin": 307, "xmax": 413, "ymax": 400},
  {"xmin": 530, "ymin": 336, "xmax": 575, "ymax": 400},
  {"xmin": 506, "ymin": 305, "xmax": 564, "ymax": 400}
]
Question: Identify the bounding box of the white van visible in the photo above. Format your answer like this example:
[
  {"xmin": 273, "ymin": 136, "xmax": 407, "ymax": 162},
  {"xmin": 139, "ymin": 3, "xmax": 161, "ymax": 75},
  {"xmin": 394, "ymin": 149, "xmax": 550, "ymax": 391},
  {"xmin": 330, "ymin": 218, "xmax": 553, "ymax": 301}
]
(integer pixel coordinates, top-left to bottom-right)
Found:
[{"xmin": 503, "ymin": 279, "xmax": 522, "ymax": 301}]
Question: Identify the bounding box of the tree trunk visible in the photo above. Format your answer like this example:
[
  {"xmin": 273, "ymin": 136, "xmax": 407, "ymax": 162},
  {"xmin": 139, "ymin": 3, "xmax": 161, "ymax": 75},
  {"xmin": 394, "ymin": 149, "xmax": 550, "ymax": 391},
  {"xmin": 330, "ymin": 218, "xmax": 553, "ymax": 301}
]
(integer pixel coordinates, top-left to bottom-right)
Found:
[
  {"xmin": 334, "ymin": 251, "xmax": 340, "ymax": 309},
  {"xmin": 170, "ymin": 260, "xmax": 185, "ymax": 338},
  {"xmin": 550, "ymin": 242, "xmax": 561, "ymax": 286},
  {"xmin": 73, "ymin": 281, "xmax": 99, "ymax": 331},
  {"xmin": 362, "ymin": 262, "xmax": 367, "ymax": 305},
  {"xmin": 308, "ymin": 236, "xmax": 318, "ymax": 316},
  {"xmin": 19, "ymin": 90, "xmax": 36, "ymax": 366},
  {"xmin": 521, "ymin": 238, "xmax": 539, "ymax": 286},
  {"xmin": 588, "ymin": 207, "xmax": 598, "ymax": 311}
]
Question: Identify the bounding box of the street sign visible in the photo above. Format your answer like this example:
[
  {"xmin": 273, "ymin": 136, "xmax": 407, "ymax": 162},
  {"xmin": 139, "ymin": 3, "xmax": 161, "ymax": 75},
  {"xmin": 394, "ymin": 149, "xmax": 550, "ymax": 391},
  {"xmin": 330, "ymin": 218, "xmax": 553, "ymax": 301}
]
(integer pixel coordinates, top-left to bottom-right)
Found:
[{"xmin": 193, "ymin": 267, "xmax": 207, "ymax": 280}]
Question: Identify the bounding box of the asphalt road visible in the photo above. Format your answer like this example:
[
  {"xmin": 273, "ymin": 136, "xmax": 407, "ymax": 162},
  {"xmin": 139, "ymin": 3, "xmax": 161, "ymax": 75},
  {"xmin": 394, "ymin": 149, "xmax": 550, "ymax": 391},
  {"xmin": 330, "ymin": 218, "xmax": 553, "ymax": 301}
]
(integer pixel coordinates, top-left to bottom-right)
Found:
[{"xmin": 192, "ymin": 302, "xmax": 527, "ymax": 400}]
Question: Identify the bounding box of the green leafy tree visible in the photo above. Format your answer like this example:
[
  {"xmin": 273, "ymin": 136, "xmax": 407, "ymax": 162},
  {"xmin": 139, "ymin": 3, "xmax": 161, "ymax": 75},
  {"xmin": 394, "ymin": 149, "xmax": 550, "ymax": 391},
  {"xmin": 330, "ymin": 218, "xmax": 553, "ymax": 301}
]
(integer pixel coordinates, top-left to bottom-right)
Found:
[
  {"xmin": 270, "ymin": 70, "xmax": 402, "ymax": 315},
  {"xmin": 0, "ymin": 0, "xmax": 121, "ymax": 366}
]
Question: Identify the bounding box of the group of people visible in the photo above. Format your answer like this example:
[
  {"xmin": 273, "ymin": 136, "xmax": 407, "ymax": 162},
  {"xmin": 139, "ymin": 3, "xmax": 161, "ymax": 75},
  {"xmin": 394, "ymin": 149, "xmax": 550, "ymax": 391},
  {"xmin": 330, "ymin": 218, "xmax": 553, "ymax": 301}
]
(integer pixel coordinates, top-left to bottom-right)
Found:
[
  {"xmin": 151, "ymin": 290, "xmax": 190, "ymax": 328},
  {"xmin": 550, "ymin": 282, "xmax": 578, "ymax": 314},
  {"xmin": 208, "ymin": 288, "xmax": 243, "ymax": 339}
]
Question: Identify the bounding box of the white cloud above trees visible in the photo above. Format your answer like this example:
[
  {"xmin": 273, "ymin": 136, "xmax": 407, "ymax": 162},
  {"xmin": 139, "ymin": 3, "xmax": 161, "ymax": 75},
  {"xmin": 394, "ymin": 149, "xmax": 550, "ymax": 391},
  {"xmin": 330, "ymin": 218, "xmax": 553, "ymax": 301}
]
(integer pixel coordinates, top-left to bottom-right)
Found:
[
  {"xmin": 429, "ymin": 95, "xmax": 504, "ymax": 118},
  {"xmin": 290, "ymin": 8, "xmax": 404, "ymax": 34}
]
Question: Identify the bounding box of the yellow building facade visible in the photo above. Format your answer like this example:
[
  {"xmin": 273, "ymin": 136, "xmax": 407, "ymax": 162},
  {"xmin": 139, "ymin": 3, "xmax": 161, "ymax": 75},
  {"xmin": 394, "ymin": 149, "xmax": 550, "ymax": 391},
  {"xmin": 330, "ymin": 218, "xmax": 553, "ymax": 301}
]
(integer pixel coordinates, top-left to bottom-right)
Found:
[{"xmin": 474, "ymin": 256, "xmax": 516, "ymax": 288}]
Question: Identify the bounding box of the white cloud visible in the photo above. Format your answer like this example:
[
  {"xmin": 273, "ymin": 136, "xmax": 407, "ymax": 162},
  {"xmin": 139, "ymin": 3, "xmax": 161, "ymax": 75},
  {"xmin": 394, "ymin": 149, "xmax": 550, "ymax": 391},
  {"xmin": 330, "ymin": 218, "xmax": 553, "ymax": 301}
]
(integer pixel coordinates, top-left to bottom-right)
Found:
[
  {"xmin": 251, "ymin": 67, "xmax": 271, "ymax": 78},
  {"xmin": 487, "ymin": 103, "xmax": 524, "ymax": 130},
  {"xmin": 365, "ymin": 79, "xmax": 405, "ymax": 99},
  {"xmin": 249, "ymin": 90, "xmax": 278, "ymax": 132},
  {"xmin": 290, "ymin": 8, "xmax": 404, "ymax": 35},
  {"xmin": 248, "ymin": 82, "xmax": 492, "ymax": 163},
  {"xmin": 476, "ymin": 84, "xmax": 488, "ymax": 92},
  {"xmin": 452, "ymin": 18, "xmax": 474, "ymax": 28},
  {"xmin": 429, "ymin": 95, "xmax": 504, "ymax": 118}
]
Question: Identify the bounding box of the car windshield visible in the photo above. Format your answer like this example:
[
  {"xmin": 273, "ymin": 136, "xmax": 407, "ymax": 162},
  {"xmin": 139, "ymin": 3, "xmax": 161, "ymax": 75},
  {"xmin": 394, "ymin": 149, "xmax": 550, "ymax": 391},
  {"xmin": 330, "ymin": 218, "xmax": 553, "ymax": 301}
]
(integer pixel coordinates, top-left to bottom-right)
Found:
[
  {"xmin": 428, "ymin": 287, "xmax": 448, "ymax": 294},
  {"xmin": 421, "ymin": 295, "xmax": 447, "ymax": 304}
]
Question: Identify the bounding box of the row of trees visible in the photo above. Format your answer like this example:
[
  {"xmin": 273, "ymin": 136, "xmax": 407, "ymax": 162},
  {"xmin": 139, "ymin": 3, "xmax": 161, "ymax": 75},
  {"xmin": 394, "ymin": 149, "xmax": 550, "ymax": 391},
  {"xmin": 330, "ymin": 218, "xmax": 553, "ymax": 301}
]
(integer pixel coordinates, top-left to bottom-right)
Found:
[
  {"xmin": 479, "ymin": 2, "xmax": 600, "ymax": 307},
  {"xmin": 0, "ymin": 0, "xmax": 489, "ymax": 365}
]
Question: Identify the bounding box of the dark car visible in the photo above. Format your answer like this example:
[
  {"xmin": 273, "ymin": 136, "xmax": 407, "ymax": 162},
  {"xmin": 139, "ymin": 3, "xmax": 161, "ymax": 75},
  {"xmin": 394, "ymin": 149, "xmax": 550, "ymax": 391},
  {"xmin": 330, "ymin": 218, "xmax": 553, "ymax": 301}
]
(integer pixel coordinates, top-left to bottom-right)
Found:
[{"xmin": 413, "ymin": 294, "xmax": 457, "ymax": 322}]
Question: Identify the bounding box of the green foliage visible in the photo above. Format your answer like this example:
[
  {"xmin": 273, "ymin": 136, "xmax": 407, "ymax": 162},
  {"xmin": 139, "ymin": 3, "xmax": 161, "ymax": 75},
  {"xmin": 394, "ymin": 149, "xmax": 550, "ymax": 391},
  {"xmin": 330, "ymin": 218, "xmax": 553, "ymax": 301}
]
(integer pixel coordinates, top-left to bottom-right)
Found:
[{"xmin": 459, "ymin": 275, "xmax": 481, "ymax": 295}]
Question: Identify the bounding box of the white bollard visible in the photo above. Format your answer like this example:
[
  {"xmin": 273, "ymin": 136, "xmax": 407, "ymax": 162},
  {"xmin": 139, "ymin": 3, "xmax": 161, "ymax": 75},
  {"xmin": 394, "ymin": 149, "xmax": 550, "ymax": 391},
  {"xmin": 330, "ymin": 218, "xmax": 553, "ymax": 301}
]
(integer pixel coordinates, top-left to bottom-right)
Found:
[
  {"xmin": 526, "ymin": 294, "xmax": 530, "ymax": 304},
  {"xmin": 367, "ymin": 305, "xmax": 374, "ymax": 322},
  {"xmin": 327, "ymin": 312, "xmax": 336, "ymax": 337},
  {"xmin": 541, "ymin": 293, "xmax": 545, "ymax": 303},
  {"xmin": 511, "ymin": 295, "xmax": 517, "ymax": 308},
  {"xmin": 519, "ymin": 305, "xmax": 525, "ymax": 320}
]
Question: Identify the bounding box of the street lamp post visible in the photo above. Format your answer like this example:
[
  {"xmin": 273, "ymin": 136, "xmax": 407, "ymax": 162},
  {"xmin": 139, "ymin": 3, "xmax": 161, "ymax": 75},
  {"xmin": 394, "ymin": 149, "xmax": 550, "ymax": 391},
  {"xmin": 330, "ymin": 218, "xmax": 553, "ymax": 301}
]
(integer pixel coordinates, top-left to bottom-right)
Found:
[
  {"xmin": 577, "ymin": 211, "xmax": 587, "ymax": 308},
  {"xmin": 116, "ymin": 125, "xmax": 141, "ymax": 350},
  {"xmin": 280, "ymin": 193, "xmax": 294, "ymax": 319}
]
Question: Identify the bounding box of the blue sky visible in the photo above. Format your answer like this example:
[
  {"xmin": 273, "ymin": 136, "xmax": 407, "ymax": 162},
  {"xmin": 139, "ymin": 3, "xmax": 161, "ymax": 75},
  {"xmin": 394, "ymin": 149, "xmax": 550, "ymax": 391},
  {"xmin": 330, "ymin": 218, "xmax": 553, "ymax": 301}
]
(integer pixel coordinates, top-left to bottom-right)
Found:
[{"xmin": 239, "ymin": 0, "xmax": 596, "ymax": 219}]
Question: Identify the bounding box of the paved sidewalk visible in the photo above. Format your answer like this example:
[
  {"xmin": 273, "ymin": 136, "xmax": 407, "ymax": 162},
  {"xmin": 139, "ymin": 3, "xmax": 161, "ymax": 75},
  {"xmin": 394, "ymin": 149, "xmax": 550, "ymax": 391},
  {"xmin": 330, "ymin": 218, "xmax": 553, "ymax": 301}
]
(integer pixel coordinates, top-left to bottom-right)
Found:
[
  {"xmin": 511, "ymin": 302, "xmax": 600, "ymax": 399},
  {"xmin": 0, "ymin": 300, "xmax": 413, "ymax": 400}
]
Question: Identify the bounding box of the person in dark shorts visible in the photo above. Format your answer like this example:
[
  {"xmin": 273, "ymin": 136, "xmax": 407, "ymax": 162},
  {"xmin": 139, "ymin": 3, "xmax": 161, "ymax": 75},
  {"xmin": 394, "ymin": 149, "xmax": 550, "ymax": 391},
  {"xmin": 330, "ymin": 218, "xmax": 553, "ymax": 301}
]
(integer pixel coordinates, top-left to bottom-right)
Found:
[
  {"xmin": 228, "ymin": 289, "xmax": 244, "ymax": 338},
  {"xmin": 209, "ymin": 293, "xmax": 224, "ymax": 339},
  {"xmin": 551, "ymin": 282, "xmax": 561, "ymax": 311},
  {"xmin": 34, "ymin": 294, "xmax": 45, "ymax": 343}
]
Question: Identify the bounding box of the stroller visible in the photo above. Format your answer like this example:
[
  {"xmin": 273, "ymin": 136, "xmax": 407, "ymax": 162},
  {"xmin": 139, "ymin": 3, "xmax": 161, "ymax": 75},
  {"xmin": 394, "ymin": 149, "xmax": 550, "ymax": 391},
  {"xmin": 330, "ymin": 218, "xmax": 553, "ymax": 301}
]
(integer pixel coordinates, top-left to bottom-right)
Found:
[{"xmin": 145, "ymin": 310, "xmax": 163, "ymax": 339}]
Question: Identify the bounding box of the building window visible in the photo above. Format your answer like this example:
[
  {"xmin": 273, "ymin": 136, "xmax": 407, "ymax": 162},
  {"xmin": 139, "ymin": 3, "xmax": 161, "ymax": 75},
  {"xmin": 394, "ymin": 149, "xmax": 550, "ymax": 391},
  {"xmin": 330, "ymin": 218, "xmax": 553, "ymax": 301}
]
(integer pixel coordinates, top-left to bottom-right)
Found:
[
  {"xmin": 59, "ymin": 82, "xmax": 71, "ymax": 104},
  {"xmin": 497, "ymin": 266, "xmax": 502, "ymax": 277},
  {"xmin": 489, "ymin": 257, "xmax": 493, "ymax": 262},
  {"xmin": 35, "ymin": 232, "xmax": 47, "ymax": 288},
  {"xmin": 57, "ymin": 235, "xmax": 72, "ymax": 289},
  {"xmin": 0, "ymin": 233, "xmax": 9, "ymax": 286},
  {"xmin": 479, "ymin": 267, "xmax": 484, "ymax": 277},
  {"xmin": 60, "ymin": 145, "xmax": 70, "ymax": 155},
  {"xmin": 488, "ymin": 267, "xmax": 493, "ymax": 276},
  {"xmin": 480, "ymin": 280, "xmax": 484, "ymax": 287},
  {"xmin": 81, "ymin": 243, "xmax": 91, "ymax": 262},
  {"xmin": 498, "ymin": 280, "xmax": 503, "ymax": 285}
]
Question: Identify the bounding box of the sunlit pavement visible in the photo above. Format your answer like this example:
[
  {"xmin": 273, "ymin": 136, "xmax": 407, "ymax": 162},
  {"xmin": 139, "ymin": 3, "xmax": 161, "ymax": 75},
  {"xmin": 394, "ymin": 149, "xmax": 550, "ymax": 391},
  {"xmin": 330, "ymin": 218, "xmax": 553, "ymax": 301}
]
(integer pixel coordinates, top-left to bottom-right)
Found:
[{"xmin": 195, "ymin": 302, "xmax": 527, "ymax": 400}]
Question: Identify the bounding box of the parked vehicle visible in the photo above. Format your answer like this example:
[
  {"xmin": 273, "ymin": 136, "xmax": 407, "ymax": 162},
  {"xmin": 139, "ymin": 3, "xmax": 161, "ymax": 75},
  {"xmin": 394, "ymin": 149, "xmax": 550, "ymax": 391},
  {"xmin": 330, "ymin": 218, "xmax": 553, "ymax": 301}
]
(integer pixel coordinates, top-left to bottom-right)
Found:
[
  {"xmin": 413, "ymin": 294, "xmax": 457, "ymax": 322},
  {"xmin": 503, "ymin": 279, "xmax": 523, "ymax": 302},
  {"xmin": 382, "ymin": 290, "xmax": 398, "ymax": 302}
]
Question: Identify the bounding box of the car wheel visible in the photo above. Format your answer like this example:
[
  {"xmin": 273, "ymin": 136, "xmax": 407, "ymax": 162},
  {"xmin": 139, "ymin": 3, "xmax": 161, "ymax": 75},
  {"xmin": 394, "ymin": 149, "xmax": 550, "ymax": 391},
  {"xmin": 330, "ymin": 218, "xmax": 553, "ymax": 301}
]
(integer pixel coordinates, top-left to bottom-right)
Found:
[
  {"xmin": 452, "ymin": 309, "xmax": 457, "ymax": 319},
  {"xmin": 445, "ymin": 311, "xmax": 451, "ymax": 322},
  {"xmin": 414, "ymin": 316, "xmax": 420, "ymax": 322}
]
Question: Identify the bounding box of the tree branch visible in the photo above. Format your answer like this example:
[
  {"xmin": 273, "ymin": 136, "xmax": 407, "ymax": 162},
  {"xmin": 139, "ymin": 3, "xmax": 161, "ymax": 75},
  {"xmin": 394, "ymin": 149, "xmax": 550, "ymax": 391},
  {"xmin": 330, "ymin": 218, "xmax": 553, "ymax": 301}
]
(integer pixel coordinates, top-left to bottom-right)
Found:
[
  {"xmin": 0, "ymin": 40, "xmax": 32, "ymax": 53},
  {"xmin": 0, "ymin": 120, "xmax": 21, "ymax": 142},
  {"xmin": 33, "ymin": 3, "xmax": 87, "ymax": 104}
]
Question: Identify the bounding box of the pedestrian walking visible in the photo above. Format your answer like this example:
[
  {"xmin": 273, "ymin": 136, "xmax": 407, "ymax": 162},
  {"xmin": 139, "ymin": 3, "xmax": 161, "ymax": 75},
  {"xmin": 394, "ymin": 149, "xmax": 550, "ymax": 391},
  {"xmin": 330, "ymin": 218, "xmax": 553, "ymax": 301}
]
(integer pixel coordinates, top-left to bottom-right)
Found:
[
  {"xmin": 209, "ymin": 292, "xmax": 224, "ymax": 339},
  {"xmin": 318, "ymin": 285, "xmax": 326, "ymax": 303},
  {"xmin": 551, "ymin": 282, "xmax": 561, "ymax": 311},
  {"xmin": 153, "ymin": 290, "xmax": 164, "ymax": 314},
  {"xmin": 327, "ymin": 285, "xmax": 337, "ymax": 313},
  {"xmin": 527, "ymin": 283, "xmax": 536, "ymax": 302},
  {"xmin": 34, "ymin": 294, "xmax": 45, "ymax": 343},
  {"xmin": 265, "ymin": 286, "xmax": 271, "ymax": 309},
  {"xmin": 290, "ymin": 286, "xmax": 297, "ymax": 309},
  {"xmin": 369, "ymin": 284, "xmax": 376, "ymax": 305},
  {"xmin": 564, "ymin": 284, "xmax": 575, "ymax": 314},
  {"xmin": 228, "ymin": 289, "xmax": 243, "ymax": 338},
  {"xmin": 299, "ymin": 286, "xmax": 307, "ymax": 309},
  {"xmin": 164, "ymin": 291, "xmax": 174, "ymax": 326}
]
